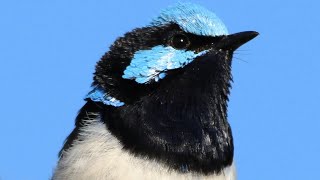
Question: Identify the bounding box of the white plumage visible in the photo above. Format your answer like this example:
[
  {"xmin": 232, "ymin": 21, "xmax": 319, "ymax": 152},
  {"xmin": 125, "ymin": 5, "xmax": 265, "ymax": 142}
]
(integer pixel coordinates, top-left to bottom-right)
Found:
[{"xmin": 53, "ymin": 115, "xmax": 236, "ymax": 180}]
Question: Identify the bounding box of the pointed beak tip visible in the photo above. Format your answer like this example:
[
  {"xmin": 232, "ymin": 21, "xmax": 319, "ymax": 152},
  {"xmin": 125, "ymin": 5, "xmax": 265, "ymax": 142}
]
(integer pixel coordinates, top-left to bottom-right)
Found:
[
  {"xmin": 220, "ymin": 31, "xmax": 259, "ymax": 50},
  {"xmin": 238, "ymin": 31, "xmax": 259, "ymax": 41},
  {"xmin": 249, "ymin": 31, "xmax": 259, "ymax": 39}
]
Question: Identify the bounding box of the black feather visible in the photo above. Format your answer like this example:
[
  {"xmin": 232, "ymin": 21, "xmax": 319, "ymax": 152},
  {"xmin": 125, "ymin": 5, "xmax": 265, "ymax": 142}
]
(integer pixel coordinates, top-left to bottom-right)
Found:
[{"xmin": 60, "ymin": 23, "xmax": 247, "ymax": 175}]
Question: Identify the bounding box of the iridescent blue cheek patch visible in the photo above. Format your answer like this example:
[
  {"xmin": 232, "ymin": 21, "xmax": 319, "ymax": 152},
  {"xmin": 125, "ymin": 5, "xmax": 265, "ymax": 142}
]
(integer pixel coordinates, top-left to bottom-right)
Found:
[{"xmin": 122, "ymin": 45, "xmax": 207, "ymax": 84}]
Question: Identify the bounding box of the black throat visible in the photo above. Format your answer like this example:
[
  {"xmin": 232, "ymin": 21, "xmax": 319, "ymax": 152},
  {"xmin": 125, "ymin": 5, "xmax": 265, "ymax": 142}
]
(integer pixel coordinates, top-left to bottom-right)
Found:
[{"xmin": 101, "ymin": 51, "xmax": 234, "ymax": 175}]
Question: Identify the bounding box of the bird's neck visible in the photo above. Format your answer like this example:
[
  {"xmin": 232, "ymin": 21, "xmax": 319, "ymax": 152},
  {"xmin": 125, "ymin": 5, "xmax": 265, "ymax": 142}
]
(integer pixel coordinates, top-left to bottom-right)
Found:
[{"xmin": 103, "ymin": 66, "xmax": 234, "ymax": 175}]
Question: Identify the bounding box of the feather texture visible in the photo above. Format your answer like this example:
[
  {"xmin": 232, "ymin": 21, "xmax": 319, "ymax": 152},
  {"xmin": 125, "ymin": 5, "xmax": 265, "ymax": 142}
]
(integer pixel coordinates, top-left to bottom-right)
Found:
[
  {"xmin": 54, "ymin": 117, "xmax": 236, "ymax": 180},
  {"xmin": 122, "ymin": 45, "xmax": 207, "ymax": 83},
  {"xmin": 152, "ymin": 2, "xmax": 228, "ymax": 36}
]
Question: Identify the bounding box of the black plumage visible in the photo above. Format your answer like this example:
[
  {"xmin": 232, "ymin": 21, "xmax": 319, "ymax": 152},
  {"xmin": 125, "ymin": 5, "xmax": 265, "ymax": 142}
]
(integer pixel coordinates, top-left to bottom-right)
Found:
[{"xmin": 59, "ymin": 22, "xmax": 258, "ymax": 175}]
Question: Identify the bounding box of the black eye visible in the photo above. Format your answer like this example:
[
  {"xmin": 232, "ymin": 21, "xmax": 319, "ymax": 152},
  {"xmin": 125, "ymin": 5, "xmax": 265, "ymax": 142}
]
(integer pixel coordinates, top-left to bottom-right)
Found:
[{"xmin": 169, "ymin": 33, "xmax": 190, "ymax": 49}]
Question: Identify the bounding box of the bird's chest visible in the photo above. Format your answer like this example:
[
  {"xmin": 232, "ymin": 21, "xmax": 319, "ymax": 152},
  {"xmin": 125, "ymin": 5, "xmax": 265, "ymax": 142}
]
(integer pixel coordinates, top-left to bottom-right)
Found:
[{"xmin": 53, "ymin": 120, "xmax": 236, "ymax": 180}]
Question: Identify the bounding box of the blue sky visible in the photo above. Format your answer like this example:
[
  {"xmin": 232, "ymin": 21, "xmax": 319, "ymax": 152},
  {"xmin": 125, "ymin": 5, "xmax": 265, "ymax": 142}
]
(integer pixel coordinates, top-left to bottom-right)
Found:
[{"xmin": 1, "ymin": 0, "xmax": 319, "ymax": 179}]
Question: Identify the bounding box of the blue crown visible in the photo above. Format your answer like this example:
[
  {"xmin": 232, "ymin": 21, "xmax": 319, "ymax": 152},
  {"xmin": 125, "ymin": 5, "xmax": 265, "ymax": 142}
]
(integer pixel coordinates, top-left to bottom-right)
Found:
[{"xmin": 151, "ymin": 2, "xmax": 228, "ymax": 36}]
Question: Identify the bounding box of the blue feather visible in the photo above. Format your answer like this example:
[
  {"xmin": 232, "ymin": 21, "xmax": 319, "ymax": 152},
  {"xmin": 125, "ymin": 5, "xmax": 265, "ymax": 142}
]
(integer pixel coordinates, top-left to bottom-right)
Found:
[
  {"xmin": 151, "ymin": 2, "xmax": 228, "ymax": 36},
  {"xmin": 86, "ymin": 86, "xmax": 124, "ymax": 107},
  {"xmin": 122, "ymin": 45, "xmax": 207, "ymax": 84}
]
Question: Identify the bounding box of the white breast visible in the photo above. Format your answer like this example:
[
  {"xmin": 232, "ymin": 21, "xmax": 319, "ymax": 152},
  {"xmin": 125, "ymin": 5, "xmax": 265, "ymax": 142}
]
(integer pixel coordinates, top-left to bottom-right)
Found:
[{"xmin": 53, "ymin": 117, "xmax": 236, "ymax": 180}]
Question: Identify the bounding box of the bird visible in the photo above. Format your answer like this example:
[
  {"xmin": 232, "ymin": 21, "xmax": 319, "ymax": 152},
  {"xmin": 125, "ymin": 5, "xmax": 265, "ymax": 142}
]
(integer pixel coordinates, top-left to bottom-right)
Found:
[{"xmin": 52, "ymin": 2, "xmax": 258, "ymax": 180}]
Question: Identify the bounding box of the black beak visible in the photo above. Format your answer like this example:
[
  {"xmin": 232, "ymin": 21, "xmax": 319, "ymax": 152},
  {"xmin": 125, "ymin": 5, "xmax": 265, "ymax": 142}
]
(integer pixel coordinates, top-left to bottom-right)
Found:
[{"xmin": 216, "ymin": 31, "xmax": 259, "ymax": 51}]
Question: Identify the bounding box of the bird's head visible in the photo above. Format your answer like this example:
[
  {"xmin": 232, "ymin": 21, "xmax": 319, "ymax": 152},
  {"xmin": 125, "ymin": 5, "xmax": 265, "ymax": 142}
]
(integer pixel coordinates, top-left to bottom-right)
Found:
[
  {"xmin": 90, "ymin": 3, "xmax": 258, "ymax": 106},
  {"xmin": 85, "ymin": 2, "xmax": 258, "ymax": 174}
]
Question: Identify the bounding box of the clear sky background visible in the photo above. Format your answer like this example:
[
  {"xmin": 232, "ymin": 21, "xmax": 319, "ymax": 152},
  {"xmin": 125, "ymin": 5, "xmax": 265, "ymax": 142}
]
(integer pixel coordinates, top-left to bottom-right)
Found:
[{"xmin": 1, "ymin": 0, "xmax": 319, "ymax": 179}]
